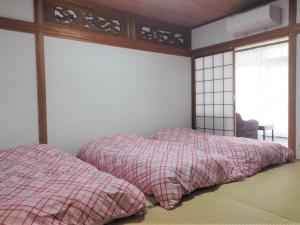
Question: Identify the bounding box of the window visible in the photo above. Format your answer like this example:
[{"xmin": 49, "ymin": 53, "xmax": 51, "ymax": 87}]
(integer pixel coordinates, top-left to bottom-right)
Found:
[{"xmin": 235, "ymin": 41, "xmax": 288, "ymax": 139}]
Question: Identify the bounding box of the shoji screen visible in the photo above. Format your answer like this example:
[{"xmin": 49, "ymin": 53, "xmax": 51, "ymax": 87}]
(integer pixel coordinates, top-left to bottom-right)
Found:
[{"xmin": 194, "ymin": 51, "xmax": 235, "ymax": 136}]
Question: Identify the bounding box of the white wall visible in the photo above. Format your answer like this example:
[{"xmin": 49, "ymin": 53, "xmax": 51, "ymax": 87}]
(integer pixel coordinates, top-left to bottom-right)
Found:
[
  {"xmin": 0, "ymin": 0, "xmax": 34, "ymax": 22},
  {"xmin": 0, "ymin": 29, "xmax": 39, "ymax": 150},
  {"xmin": 192, "ymin": 0, "xmax": 289, "ymax": 50},
  {"xmin": 44, "ymin": 37, "xmax": 191, "ymax": 154}
]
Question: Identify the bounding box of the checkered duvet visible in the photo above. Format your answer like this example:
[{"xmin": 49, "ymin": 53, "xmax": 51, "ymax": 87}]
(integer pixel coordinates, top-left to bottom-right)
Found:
[
  {"xmin": 77, "ymin": 134, "xmax": 244, "ymax": 209},
  {"xmin": 0, "ymin": 144, "xmax": 146, "ymax": 225},
  {"xmin": 150, "ymin": 128, "xmax": 295, "ymax": 176}
]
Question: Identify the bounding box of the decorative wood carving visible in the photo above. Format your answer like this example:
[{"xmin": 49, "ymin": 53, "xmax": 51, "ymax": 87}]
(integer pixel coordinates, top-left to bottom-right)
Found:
[
  {"xmin": 82, "ymin": 12, "xmax": 121, "ymax": 34},
  {"xmin": 44, "ymin": 0, "xmax": 128, "ymax": 37},
  {"xmin": 136, "ymin": 23, "xmax": 189, "ymax": 48},
  {"xmin": 54, "ymin": 6, "xmax": 78, "ymax": 24},
  {"xmin": 43, "ymin": 0, "xmax": 190, "ymax": 48}
]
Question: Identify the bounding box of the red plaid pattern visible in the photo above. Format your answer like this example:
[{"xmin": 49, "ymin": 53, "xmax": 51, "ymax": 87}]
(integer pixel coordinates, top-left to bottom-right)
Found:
[
  {"xmin": 77, "ymin": 134, "xmax": 244, "ymax": 209},
  {"xmin": 150, "ymin": 128, "xmax": 295, "ymax": 176},
  {"xmin": 0, "ymin": 144, "xmax": 146, "ymax": 225}
]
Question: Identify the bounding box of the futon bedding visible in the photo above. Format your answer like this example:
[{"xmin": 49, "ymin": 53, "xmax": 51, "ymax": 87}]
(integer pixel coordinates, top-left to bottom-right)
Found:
[
  {"xmin": 0, "ymin": 144, "xmax": 146, "ymax": 225},
  {"xmin": 150, "ymin": 128, "xmax": 295, "ymax": 177},
  {"xmin": 77, "ymin": 134, "xmax": 244, "ymax": 209}
]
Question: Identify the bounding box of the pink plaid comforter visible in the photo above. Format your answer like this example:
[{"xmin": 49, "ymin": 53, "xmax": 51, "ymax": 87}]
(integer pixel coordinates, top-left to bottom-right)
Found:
[
  {"xmin": 77, "ymin": 134, "xmax": 244, "ymax": 209},
  {"xmin": 150, "ymin": 128, "xmax": 295, "ymax": 176},
  {"xmin": 0, "ymin": 144, "xmax": 146, "ymax": 225}
]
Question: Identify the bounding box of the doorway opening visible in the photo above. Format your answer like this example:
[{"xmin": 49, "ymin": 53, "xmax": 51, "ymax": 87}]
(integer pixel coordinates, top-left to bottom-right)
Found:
[{"xmin": 235, "ymin": 37, "xmax": 289, "ymax": 146}]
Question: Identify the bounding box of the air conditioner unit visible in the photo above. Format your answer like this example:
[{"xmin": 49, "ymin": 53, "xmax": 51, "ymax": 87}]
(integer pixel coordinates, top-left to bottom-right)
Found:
[{"xmin": 226, "ymin": 5, "xmax": 281, "ymax": 36}]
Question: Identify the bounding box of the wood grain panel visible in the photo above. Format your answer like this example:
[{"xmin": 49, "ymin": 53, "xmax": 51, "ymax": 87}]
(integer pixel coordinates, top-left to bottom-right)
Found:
[
  {"xmin": 80, "ymin": 0, "xmax": 273, "ymax": 27},
  {"xmin": 136, "ymin": 0, "xmax": 225, "ymax": 21},
  {"xmin": 71, "ymin": 0, "xmax": 200, "ymax": 27},
  {"xmin": 193, "ymin": 0, "xmax": 249, "ymax": 12}
]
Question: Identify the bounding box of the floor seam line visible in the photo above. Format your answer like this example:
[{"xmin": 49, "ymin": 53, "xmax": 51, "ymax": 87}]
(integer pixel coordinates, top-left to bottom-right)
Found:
[{"xmin": 213, "ymin": 191, "xmax": 298, "ymax": 223}]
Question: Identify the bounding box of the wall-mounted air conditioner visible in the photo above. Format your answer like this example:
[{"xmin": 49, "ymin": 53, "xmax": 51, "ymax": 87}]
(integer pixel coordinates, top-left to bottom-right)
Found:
[{"xmin": 226, "ymin": 5, "xmax": 281, "ymax": 36}]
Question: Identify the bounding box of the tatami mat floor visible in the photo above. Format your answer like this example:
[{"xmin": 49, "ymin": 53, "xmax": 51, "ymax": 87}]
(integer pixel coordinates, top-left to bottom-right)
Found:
[{"xmin": 111, "ymin": 160, "xmax": 300, "ymax": 225}]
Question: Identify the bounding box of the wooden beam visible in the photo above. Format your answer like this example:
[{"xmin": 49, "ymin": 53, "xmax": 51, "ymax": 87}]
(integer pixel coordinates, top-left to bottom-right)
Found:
[
  {"xmin": 38, "ymin": 23, "xmax": 190, "ymax": 56},
  {"xmin": 35, "ymin": 32, "xmax": 48, "ymax": 144},
  {"xmin": 288, "ymin": 32, "xmax": 296, "ymax": 151},
  {"xmin": 191, "ymin": 58, "xmax": 196, "ymax": 129},
  {"xmin": 0, "ymin": 14, "xmax": 190, "ymax": 57},
  {"xmin": 34, "ymin": 0, "xmax": 48, "ymax": 144},
  {"xmin": 288, "ymin": 0, "xmax": 297, "ymax": 151},
  {"xmin": 289, "ymin": 0, "xmax": 297, "ymax": 26},
  {"xmin": 286, "ymin": 0, "xmax": 297, "ymax": 152},
  {"xmin": 0, "ymin": 17, "xmax": 38, "ymax": 33},
  {"xmin": 35, "ymin": 0, "xmax": 44, "ymax": 24}
]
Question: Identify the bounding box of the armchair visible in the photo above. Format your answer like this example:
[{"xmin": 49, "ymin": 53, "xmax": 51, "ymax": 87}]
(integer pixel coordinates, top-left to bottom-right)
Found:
[{"xmin": 236, "ymin": 113, "xmax": 259, "ymax": 139}]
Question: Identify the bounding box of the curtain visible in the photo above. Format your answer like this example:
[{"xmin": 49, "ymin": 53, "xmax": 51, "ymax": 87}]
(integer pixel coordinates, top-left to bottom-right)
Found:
[{"xmin": 235, "ymin": 42, "xmax": 288, "ymax": 137}]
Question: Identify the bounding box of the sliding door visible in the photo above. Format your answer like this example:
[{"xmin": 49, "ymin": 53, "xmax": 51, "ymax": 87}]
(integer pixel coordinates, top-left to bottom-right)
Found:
[
  {"xmin": 194, "ymin": 51, "xmax": 235, "ymax": 136},
  {"xmin": 235, "ymin": 40, "xmax": 288, "ymax": 143}
]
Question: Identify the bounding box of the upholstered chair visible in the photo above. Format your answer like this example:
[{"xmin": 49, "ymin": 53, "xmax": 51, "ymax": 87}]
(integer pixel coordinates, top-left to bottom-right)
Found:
[{"xmin": 236, "ymin": 113, "xmax": 259, "ymax": 139}]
